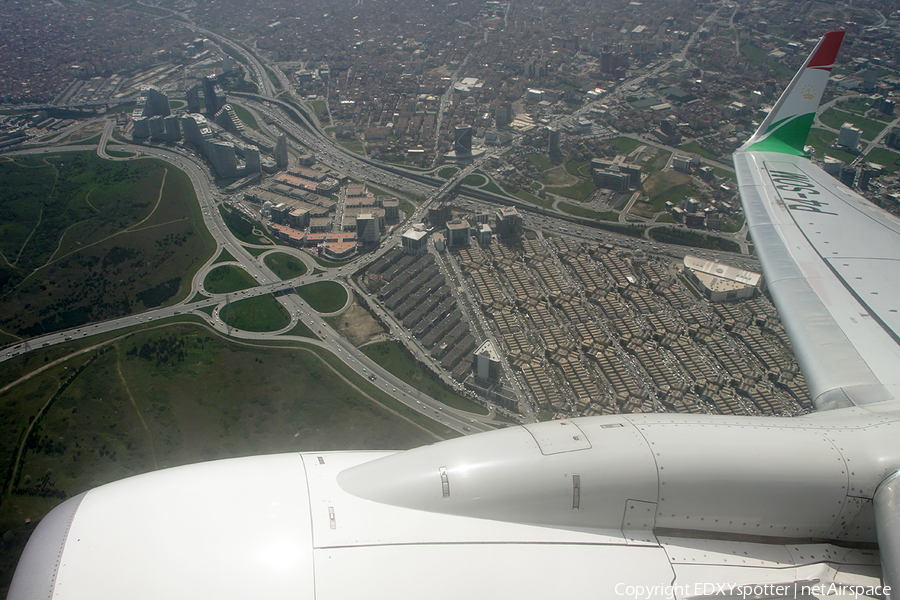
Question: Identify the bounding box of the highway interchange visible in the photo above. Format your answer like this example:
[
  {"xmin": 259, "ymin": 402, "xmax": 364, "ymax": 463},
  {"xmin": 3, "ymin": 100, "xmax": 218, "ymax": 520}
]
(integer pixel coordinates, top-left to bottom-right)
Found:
[
  {"xmin": 0, "ymin": 28, "xmax": 763, "ymax": 435},
  {"xmin": 1, "ymin": 119, "xmax": 506, "ymax": 434}
]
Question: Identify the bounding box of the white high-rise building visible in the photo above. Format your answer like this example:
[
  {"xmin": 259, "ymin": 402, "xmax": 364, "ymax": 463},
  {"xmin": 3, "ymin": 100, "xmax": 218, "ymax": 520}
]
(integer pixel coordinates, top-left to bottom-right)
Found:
[{"xmin": 838, "ymin": 122, "xmax": 862, "ymax": 150}]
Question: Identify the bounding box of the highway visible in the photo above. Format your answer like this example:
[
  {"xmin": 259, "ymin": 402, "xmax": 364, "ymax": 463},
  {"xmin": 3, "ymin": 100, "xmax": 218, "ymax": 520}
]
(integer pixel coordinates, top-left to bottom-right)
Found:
[
  {"xmin": 0, "ymin": 18, "xmax": 770, "ymax": 434},
  {"xmin": 1, "ymin": 125, "xmax": 499, "ymax": 434}
]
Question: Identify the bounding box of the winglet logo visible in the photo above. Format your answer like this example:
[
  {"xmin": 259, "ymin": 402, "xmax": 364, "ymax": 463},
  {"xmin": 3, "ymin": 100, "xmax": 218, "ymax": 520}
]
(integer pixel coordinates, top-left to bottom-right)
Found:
[{"xmin": 801, "ymin": 84, "xmax": 816, "ymax": 100}]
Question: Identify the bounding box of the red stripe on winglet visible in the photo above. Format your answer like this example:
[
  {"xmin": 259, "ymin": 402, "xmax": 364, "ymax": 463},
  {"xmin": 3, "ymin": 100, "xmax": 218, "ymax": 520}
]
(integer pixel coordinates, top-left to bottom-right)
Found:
[{"xmin": 809, "ymin": 30, "xmax": 845, "ymax": 69}]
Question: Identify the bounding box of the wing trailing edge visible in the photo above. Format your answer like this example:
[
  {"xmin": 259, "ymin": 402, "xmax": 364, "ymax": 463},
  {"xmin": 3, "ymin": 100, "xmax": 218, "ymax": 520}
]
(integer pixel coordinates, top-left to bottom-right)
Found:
[{"xmin": 735, "ymin": 31, "xmax": 900, "ymax": 411}]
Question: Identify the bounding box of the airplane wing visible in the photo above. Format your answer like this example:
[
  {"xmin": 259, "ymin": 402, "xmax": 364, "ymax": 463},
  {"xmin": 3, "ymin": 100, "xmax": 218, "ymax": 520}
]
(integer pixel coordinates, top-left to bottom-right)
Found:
[
  {"xmin": 8, "ymin": 30, "xmax": 900, "ymax": 600},
  {"xmin": 734, "ymin": 31, "xmax": 900, "ymax": 411}
]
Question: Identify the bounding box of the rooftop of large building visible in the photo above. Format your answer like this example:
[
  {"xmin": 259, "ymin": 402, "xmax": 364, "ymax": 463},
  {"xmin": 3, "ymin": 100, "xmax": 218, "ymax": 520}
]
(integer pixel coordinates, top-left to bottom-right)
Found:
[
  {"xmin": 684, "ymin": 255, "xmax": 761, "ymax": 292},
  {"xmin": 402, "ymin": 228, "xmax": 428, "ymax": 241}
]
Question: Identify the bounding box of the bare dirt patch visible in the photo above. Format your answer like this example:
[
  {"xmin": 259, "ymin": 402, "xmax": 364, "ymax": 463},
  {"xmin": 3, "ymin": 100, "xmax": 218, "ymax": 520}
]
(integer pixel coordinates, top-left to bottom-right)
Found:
[{"xmin": 331, "ymin": 297, "xmax": 386, "ymax": 346}]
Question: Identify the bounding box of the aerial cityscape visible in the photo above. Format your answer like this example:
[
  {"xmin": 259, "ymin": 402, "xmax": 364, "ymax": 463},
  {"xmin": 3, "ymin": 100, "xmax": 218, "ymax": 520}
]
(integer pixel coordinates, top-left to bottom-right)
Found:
[{"xmin": 1, "ymin": 0, "xmax": 900, "ymax": 595}]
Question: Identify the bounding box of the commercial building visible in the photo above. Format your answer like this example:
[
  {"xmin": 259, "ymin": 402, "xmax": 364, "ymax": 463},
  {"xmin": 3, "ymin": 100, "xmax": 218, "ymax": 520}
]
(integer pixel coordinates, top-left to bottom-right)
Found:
[
  {"xmin": 344, "ymin": 206, "xmax": 386, "ymax": 237},
  {"xmin": 202, "ymin": 74, "xmax": 225, "ymax": 115},
  {"xmin": 208, "ymin": 141, "xmax": 238, "ymax": 178},
  {"xmin": 163, "ymin": 115, "xmax": 181, "ymax": 141},
  {"xmin": 320, "ymin": 231, "xmax": 358, "ymax": 261},
  {"xmin": 837, "ymin": 123, "xmax": 862, "ymax": 151},
  {"xmin": 132, "ymin": 117, "xmax": 151, "ymax": 139},
  {"xmin": 494, "ymin": 207, "xmax": 523, "ymax": 238},
  {"xmin": 378, "ymin": 197, "xmax": 400, "ymax": 223},
  {"xmin": 683, "ymin": 255, "xmax": 761, "ymax": 301},
  {"xmin": 548, "ymin": 127, "xmax": 560, "ymax": 156},
  {"xmin": 214, "ymin": 104, "xmax": 243, "ymax": 134},
  {"xmin": 592, "ymin": 168, "xmax": 630, "ymax": 191},
  {"xmin": 253, "ymin": 190, "xmax": 319, "ymax": 229},
  {"xmin": 453, "ymin": 77, "xmax": 483, "ymax": 98},
  {"xmin": 433, "ymin": 232, "xmax": 446, "ymax": 252},
  {"xmin": 428, "ymin": 202, "xmax": 452, "ymax": 228},
  {"xmin": 402, "ymin": 228, "xmax": 429, "ymax": 255},
  {"xmin": 356, "ymin": 213, "xmax": 381, "ymax": 243},
  {"xmin": 591, "ymin": 158, "xmax": 641, "ymax": 186},
  {"xmin": 186, "ymin": 84, "xmax": 202, "ymax": 113},
  {"xmin": 476, "ymin": 223, "xmax": 492, "ymax": 246},
  {"xmin": 132, "ymin": 86, "xmax": 174, "ymax": 140},
  {"xmin": 133, "ymin": 85, "xmax": 170, "ymax": 120},
  {"xmin": 446, "ymin": 219, "xmax": 470, "ymax": 248},
  {"xmin": 148, "ymin": 116, "xmax": 166, "ymax": 139},
  {"xmin": 275, "ymin": 133, "xmax": 288, "ymax": 170},
  {"xmin": 673, "ymin": 154, "xmax": 693, "ymax": 172},
  {"xmin": 840, "ymin": 166, "xmax": 856, "ymax": 188},
  {"xmin": 273, "ymin": 170, "xmax": 339, "ymax": 195},
  {"xmin": 179, "ymin": 113, "xmax": 262, "ymax": 178},
  {"xmin": 453, "ymin": 125, "xmax": 473, "ymax": 155},
  {"xmin": 475, "ymin": 339, "xmax": 501, "ymax": 381},
  {"xmin": 346, "ymin": 183, "xmax": 368, "ymax": 198}
]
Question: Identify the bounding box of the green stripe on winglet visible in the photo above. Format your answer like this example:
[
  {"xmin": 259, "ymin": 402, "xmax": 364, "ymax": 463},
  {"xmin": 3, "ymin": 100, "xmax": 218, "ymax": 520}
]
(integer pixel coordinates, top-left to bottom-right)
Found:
[{"xmin": 747, "ymin": 113, "xmax": 814, "ymax": 155}]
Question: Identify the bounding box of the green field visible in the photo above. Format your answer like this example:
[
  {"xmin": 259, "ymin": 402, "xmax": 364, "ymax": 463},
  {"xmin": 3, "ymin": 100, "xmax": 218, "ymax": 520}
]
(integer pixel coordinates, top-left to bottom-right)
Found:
[
  {"xmin": 740, "ymin": 44, "xmax": 766, "ymax": 66},
  {"xmin": 231, "ymin": 104, "xmax": 260, "ymax": 132},
  {"xmin": 514, "ymin": 189, "xmax": 553, "ymax": 208},
  {"xmin": 836, "ymin": 97, "xmax": 892, "ymax": 121},
  {"xmin": 310, "ymin": 101, "xmax": 327, "ymax": 118},
  {"xmin": 837, "ymin": 97, "xmax": 875, "ymax": 115},
  {"xmin": 526, "ymin": 153, "xmax": 553, "ymax": 170},
  {"xmin": 0, "ymin": 324, "xmax": 451, "ymax": 594},
  {"xmin": 244, "ymin": 246, "xmax": 270, "ymax": 258},
  {"xmin": 264, "ymin": 66, "xmax": 282, "ymax": 90},
  {"xmin": 558, "ymin": 202, "xmax": 618, "ymax": 221},
  {"xmin": 281, "ymin": 319, "xmax": 319, "ymax": 339},
  {"xmin": 720, "ymin": 215, "xmax": 745, "ymax": 234},
  {"xmin": 438, "ymin": 167, "xmax": 458, "ymax": 179},
  {"xmin": 643, "ymin": 150, "xmax": 672, "ymax": 174},
  {"xmin": 482, "ymin": 181, "xmax": 505, "ymax": 196},
  {"xmin": 104, "ymin": 149, "xmax": 137, "ymax": 158},
  {"xmin": 463, "ymin": 173, "xmax": 486, "ymax": 186},
  {"xmin": 655, "ymin": 213, "xmax": 676, "ymax": 224},
  {"xmin": 296, "ymin": 281, "xmax": 348, "ymax": 313},
  {"xmin": 648, "ymin": 183, "xmax": 699, "ymax": 211},
  {"xmin": 336, "ymin": 136, "xmax": 366, "ymax": 154},
  {"xmin": 219, "ymin": 294, "xmax": 291, "ymax": 332},
  {"xmin": 361, "ymin": 341, "xmax": 488, "ymax": 414},
  {"xmin": 740, "ymin": 44, "xmax": 793, "ymax": 77},
  {"xmin": 565, "ymin": 158, "xmax": 591, "ymax": 179},
  {"xmin": 678, "ymin": 141, "xmax": 718, "ymax": 161},
  {"xmin": 546, "ymin": 178, "xmax": 596, "ymax": 201},
  {"xmin": 865, "ymin": 148, "xmax": 900, "ymax": 174},
  {"xmin": 218, "ymin": 205, "xmax": 272, "ymax": 245},
  {"xmin": 712, "ymin": 166, "xmax": 736, "ymax": 182},
  {"xmin": 204, "ymin": 265, "xmax": 258, "ymax": 294},
  {"xmin": 649, "ymin": 227, "xmax": 741, "ymax": 252},
  {"xmin": 607, "ymin": 137, "xmax": 642, "ymax": 155},
  {"xmin": 264, "ymin": 252, "xmax": 309, "ymax": 279},
  {"xmin": 820, "ymin": 108, "xmax": 886, "ymax": 141},
  {"xmin": 0, "ymin": 152, "xmax": 213, "ymax": 339},
  {"xmin": 399, "ymin": 199, "xmax": 416, "ymax": 219},
  {"xmin": 213, "ymin": 248, "xmax": 236, "ymax": 263}
]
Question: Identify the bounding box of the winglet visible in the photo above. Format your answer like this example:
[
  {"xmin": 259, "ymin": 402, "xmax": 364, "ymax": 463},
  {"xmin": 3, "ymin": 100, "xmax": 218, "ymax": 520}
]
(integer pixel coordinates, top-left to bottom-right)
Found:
[{"xmin": 739, "ymin": 31, "xmax": 845, "ymax": 156}]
